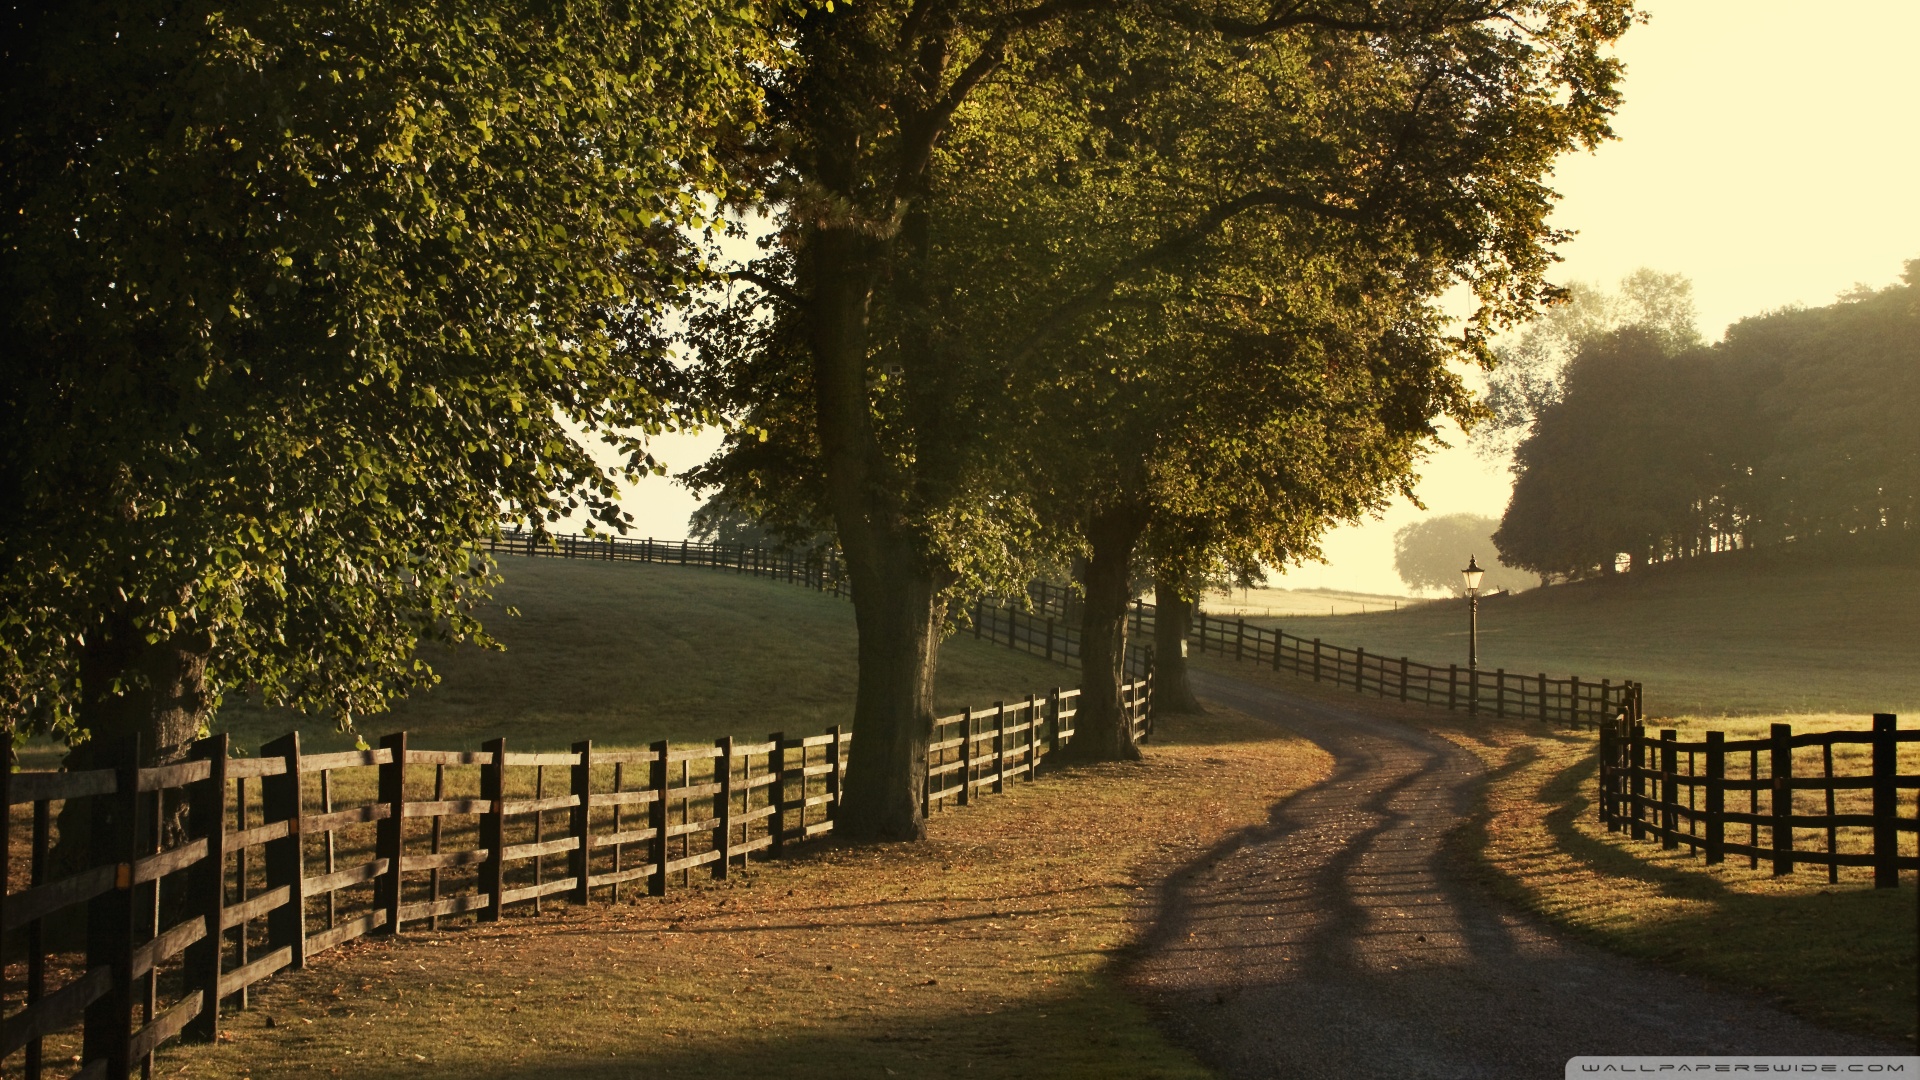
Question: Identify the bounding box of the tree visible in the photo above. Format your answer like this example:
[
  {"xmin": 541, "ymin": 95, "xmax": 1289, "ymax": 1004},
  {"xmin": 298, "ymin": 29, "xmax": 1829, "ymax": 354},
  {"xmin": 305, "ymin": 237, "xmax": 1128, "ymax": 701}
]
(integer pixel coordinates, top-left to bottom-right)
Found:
[
  {"xmin": 0, "ymin": 0, "xmax": 760, "ymax": 771},
  {"xmin": 703, "ymin": 0, "xmax": 1638, "ymax": 834},
  {"xmin": 1493, "ymin": 328, "xmax": 1735, "ymax": 578},
  {"xmin": 1476, "ymin": 268, "xmax": 1701, "ymax": 460},
  {"xmin": 1492, "ymin": 260, "xmax": 1918, "ymax": 577},
  {"xmin": 1394, "ymin": 514, "xmax": 1535, "ymax": 594}
]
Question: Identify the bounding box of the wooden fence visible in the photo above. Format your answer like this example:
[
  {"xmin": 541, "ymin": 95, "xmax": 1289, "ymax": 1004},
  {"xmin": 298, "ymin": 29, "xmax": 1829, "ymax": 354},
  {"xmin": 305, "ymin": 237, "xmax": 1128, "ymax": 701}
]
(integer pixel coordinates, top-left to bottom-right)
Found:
[
  {"xmin": 0, "ymin": 670, "xmax": 1149, "ymax": 1079},
  {"xmin": 1011, "ymin": 581, "xmax": 1639, "ymax": 727},
  {"xmin": 481, "ymin": 531, "xmax": 851, "ymax": 597},
  {"xmin": 1597, "ymin": 712, "xmax": 1919, "ymax": 887}
]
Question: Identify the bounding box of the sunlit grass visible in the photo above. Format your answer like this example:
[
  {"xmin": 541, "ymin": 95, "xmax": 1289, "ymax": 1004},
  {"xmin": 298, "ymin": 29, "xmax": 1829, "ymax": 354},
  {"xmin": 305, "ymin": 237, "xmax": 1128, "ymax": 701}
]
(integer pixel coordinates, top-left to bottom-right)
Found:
[
  {"xmin": 1237, "ymin": 555, "xmax": 1920, "ymax": 717},
  {"xmin": 208, "ymin": 556, "xmax": 1074, "ymax": 756}
]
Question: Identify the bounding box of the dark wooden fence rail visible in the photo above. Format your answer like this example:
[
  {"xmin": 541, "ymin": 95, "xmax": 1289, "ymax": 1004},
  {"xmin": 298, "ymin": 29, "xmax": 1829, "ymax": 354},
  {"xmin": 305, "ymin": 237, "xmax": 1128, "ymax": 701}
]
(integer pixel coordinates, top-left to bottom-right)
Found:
[
  {"xmin": 1596, "ymin": 712, "xmax": 1917, "ymax": 888},
  {"xmin": 481, "ymin": 531, "xmax": 853, "ymax": 598},
  {"xmin": 1, "ymin": 669, "xmax": 1148, "ymax": 1079},
  {"xmin": 1009, "ymin": 582, "xmax": 1639, "ymax": 728}
]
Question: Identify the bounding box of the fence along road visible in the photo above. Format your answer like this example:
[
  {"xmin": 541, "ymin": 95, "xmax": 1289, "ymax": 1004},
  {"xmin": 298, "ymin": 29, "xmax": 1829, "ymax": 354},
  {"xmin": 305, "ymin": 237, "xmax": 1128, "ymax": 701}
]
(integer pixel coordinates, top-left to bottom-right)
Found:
[
  {"xmin": 0, "ymin": 653, "xmax": 1148, "ymax": 1078},
  {"xmin": 1598, "ymin": 713, "xmax": 1918, "ymax": 888}
]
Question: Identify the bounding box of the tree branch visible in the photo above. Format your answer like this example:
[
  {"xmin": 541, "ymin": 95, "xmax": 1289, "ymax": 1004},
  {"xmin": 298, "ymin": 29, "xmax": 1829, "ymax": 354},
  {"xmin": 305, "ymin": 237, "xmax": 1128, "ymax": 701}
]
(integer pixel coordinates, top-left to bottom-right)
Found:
[
  {"xmin": 1007, "ymin": 188, "xmax": 1365, "ymax": 365},
  {"xmin": 730, "ymin": 269, "xmax": 805, "ymax": 307},
  {"xmin": 1147, "ymin": 0, "xmax": 1516, "ymax": 39}
]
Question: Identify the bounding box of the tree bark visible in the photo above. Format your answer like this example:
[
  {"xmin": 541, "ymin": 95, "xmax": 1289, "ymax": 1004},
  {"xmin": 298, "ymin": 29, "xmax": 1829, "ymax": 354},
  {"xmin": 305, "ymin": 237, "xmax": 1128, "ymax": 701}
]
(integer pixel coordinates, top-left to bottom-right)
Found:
[
  {"xmin": 1151, "ymin": 576, "xmax": 1204, "ymax": 714},
  {"xmin": 54, "ymin": 606, "xmax": 212, "ymax": 873},
  {"xmin": 1058, "ymin": 504, "xmax": 1150, "ymax": 762}
]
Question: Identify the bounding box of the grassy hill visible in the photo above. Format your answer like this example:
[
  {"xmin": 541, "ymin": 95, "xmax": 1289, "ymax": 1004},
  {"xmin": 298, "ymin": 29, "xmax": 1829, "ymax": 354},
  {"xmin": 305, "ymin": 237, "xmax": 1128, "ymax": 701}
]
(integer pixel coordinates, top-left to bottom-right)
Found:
[
  {"xmin": 1238, "ymin": 549, "xmax": 1920, "ymax": 718},
  {"xmin": 210, "ymin": 555, "xmax": 1069, "ymax": 755}
]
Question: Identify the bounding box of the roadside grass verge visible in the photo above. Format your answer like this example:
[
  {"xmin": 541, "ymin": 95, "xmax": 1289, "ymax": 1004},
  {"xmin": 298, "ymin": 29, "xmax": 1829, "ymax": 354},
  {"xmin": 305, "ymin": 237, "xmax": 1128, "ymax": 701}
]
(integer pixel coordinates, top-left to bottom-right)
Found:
[
  {"xmin": 1235, "ymin": 555, "xmax": 1920, "ymax": 716},
  {"xmin": 207, "ymin": 556, "xmax": 1071, "ymax": 756},
  {"xmin": 157, "ymin": 707, "xmax": 1331, "ymax": 1079},
  {"xmin": 1190, "ymin": 655, "xmax": 1919, "ymax": 1046}
]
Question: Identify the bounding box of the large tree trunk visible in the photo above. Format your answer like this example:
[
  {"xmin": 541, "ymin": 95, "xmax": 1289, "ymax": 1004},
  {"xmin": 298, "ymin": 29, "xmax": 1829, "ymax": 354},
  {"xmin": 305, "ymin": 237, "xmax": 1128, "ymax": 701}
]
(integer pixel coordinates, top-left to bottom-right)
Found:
[
  {"xmin": 54, "ymin": 606, "xmax": 212, "ymax": 874},
  {"xmin": 1151, "ymin": 576, "xmax": 1204, "ymax": 714},
  {"xmin": 1059, "ymin": 504, "xmax": 1149, "ymax": 762},
  {"xmin": 806, "ymin": 225, "xmax": 941, "ymax": 841}
]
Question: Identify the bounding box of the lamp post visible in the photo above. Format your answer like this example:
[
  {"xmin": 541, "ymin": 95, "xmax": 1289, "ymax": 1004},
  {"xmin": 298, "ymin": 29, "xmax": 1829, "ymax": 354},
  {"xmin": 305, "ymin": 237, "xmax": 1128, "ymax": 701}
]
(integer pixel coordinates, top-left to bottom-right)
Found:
[{"xmin": 1461, "ymin": 556, "xmax": 1484, "ymax": 670}]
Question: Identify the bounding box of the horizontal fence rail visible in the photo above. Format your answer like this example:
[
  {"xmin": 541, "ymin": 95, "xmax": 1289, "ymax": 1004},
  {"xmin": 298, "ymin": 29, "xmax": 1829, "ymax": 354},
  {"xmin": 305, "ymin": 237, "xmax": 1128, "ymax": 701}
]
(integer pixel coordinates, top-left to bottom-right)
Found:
[
  {"xmin": 1, "ymin": 668, "xmax": 1148, "ymax": 1079},
  {"xmin": 1596, "ymin": 712, "xmax": 1918, "ymax": 888}
]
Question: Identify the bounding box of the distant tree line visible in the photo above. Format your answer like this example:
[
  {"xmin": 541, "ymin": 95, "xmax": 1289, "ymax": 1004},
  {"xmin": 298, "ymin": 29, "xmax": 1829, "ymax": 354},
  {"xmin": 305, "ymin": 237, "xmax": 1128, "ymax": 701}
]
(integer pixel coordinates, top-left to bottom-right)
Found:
[{"xmin": 1494, "ymin": 263, "xmax": 1919, "ymax": 580}]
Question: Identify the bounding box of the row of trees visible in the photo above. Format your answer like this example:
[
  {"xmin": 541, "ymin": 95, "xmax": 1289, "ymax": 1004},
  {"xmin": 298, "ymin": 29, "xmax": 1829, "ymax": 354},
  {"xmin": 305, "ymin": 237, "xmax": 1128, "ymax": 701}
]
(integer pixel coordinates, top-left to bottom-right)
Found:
[
  {"xmin": 4, "ymin": 0, "xmax": 1643, "ymax": 846},
  {"xmin": 1493, "ymin": 263, "xmax": 1919, "ymax": 579}
]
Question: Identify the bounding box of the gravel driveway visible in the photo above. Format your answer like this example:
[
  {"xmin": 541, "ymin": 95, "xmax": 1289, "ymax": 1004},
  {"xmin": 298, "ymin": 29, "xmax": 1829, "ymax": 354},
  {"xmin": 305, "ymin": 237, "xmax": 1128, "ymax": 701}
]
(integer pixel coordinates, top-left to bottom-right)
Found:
[{"xmin": 1126, "ymin": 670, "xmax": 1903, "ymax": 1078}]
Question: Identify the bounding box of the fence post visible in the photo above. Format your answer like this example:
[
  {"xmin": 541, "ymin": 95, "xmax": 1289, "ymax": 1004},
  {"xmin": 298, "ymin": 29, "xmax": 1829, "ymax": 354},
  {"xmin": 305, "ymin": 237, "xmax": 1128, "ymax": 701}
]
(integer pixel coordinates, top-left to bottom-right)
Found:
[
  {"xmin": 1705, "ymin": 730, "xmax": 1725, "ymax": 864},
  {"xmin": 479, "ymin": 738, "xmax": 506, "ymax": 921},
  {"xmin": 1569, "ymin": 676, "xmax": 1582, "ymax": 726},
  {"xmin": 1629, "ymin": 723, "xmax": 1647, "ymax": 840},
  {"xmin": 959, "ymin": 708, "xmax": 974, "ymax": 807},
  {"xmin": 1047, "ymin": 689, "xmax": 1062, "ymax": 758},
  {"xmin": 1355, "ymin": 647, "xmax": 1366, "ymax": 693},
  {"xmin": 1024, "ymin": 694, "xmax": 1039, "ymax": 778},
  {"xmin": 376, "ymin": 733, "xmax": 407, "ymax": 934},
  {"xmin": 826, "ymin": 726, "xmax": 843, "ymax": 822},
  {"xmin": 185, "ymin": 734, "xmax": 229, "ymax": 1042},
  {"xmin": 713, "ymin": 737, "xmax": 734, "ymax": 880},
  {"xmin": 1770, "ymin": 722, "xmax": 1793, "ymax": 876},
  {"xmin": 1659, "ymin": 729, "xmax": 1678, "ymax": 850},
  {"xmin": 1537, "ymin": 674, "xmax": 1548, "ymax": 722},
  {"xmin": 259, "ymin": 732, "xmax": 307, "ymax": 969},
  {"xmin": 991, "ymin": 703, "xmax": 1006, "ymax": 795},
  {"xmin": 768, "ymin": 733, "xmax": 787, "ymax": 858},
  {"xmin": 570, "ymin": 740, "xmax": 593, "ymax": 904},
  {"xmin": 1871, "ymin": 713, "xmax": 1897, "ymax": 888},
  {"xmin": 648, "ymin": 741, "xmax": 669, "ymax": 896},
  {"xmin": 1399, "ymin": 657, "xmax": 1409, "ymax": 702},
  {"xmin": 1312, "ymin": 639, "xmax": 1322, "ymax": 682},
  {"xmin": 1197, "ymin": 611, "xmax": 1207, "ymax": 653},
  {"xmin": 1447, "ymin": 664, "xmax": 1458, "ymax": 710},
  {"xmin": 82, "ymin": 735, "xmax": 140, "ymax": 1076}
]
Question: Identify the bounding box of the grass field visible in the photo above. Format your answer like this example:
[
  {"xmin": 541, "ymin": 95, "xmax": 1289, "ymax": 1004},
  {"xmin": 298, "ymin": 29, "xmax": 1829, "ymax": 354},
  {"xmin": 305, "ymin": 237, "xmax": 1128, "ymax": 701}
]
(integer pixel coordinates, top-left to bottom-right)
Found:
[
  {"xmin": 1191, "ymin": 655, "xmax": 1919, "ymax": 1046},
  {"xmin": 209, "ymin": 556, "xmax": 1073, "ymax": 756},
  {"xmin": 1237, "ymin": 552, "xmax": 1920, "ymax": 718},
  {"xmin": 157, "ymin": 707, "xmax": 1330, "ymax": 1079}
]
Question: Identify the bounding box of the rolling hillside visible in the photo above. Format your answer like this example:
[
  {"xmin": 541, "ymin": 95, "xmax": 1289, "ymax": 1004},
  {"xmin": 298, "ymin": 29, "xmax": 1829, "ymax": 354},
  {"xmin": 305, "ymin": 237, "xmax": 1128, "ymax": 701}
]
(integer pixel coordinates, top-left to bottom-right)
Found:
[
  {"xmin": 210, "ymin": 555, "xmax": 1068, "ymax": 754},
  {"xmin": 1239, "ymin": 549, "xmax": 1920, "ymax": 717}
]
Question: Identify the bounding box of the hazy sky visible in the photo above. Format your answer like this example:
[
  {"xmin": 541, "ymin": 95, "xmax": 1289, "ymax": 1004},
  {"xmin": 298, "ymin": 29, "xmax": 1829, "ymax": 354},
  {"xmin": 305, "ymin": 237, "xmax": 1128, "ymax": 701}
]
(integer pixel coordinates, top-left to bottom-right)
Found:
[{"xmin": 606, "ymin": 1, "xmax": 1920, "ymax": 595}]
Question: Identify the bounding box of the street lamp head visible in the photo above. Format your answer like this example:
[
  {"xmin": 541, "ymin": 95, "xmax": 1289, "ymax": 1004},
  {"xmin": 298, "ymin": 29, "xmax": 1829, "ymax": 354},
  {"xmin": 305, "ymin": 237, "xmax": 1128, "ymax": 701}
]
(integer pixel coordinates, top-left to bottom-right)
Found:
[{"xmin": 1462, "ymin": 555, "xmax": 1484, "ymax": 595}]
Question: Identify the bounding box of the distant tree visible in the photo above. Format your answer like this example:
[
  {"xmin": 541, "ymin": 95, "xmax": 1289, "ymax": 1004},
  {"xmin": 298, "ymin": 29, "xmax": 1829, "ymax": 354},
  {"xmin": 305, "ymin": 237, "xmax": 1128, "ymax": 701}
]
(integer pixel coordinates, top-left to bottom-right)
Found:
[
  {"xmin": 687, "ymin": 493, "xmax": 835, "ymax": 552},
  {"xmin": 1492, "ymin": 260, "xmax": 1918, "ymax": 579},
  {"xmin": 0, "ymin": 0, "xmax": 760, "ymax": 770},
  {"xmin": 1477, "ymin": 269, "xmax": 1701, "ymax": 460},
  {"xmin": 1494, "ymin": 329, "xmax": 1743, "ymax": 578},
  {"xmin": 1394, "ymin": 515, "xmax": 1535, "ymax": 594}
]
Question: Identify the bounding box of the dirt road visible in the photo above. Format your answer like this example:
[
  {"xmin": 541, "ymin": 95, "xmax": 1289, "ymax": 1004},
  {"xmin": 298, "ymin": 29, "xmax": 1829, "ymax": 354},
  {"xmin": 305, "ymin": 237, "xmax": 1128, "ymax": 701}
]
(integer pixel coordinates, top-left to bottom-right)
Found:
[{"xmin": 1127, "ymin": 670, "xmax": 1901, "ymax": 1078}]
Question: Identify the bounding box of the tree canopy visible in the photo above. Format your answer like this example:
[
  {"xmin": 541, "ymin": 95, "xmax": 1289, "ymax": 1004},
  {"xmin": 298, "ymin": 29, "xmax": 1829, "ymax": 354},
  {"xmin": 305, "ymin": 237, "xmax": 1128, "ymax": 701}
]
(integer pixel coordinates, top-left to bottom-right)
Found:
[
  {"xmin": 0, "ymin": 0, "xmax": 762, "ymax": 761},
  {"xmin": 1494, "ymin": 261, "xmax": 1919, "ymax": 579},
  {"xmin": 696, "ymin": 0, "xmax": 1641, "ymax": 834}
]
